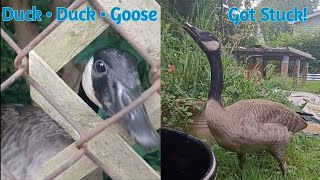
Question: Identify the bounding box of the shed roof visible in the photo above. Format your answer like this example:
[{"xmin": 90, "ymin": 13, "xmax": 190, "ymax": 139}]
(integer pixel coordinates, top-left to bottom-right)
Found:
[{"xmin": 232, "ymin": 46, "xmax": 316, "ymax": 61}]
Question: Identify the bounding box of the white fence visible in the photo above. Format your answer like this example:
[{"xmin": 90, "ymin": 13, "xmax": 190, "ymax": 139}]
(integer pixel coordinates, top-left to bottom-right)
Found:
[{"xmin": 300, "ymin": 74, "xmax": 320, "ymax": 81}]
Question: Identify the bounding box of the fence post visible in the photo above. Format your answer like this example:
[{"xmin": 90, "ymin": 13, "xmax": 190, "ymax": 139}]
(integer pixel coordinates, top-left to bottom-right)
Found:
[
  {"xmin": 281, "ymin": 55, "xmax": 289, "ymax": 84},
  {"xmin": 293, "ymin": 58, "xmax": 300, "ymax": 87},
  {"xmin": 302, "ymin": 61, "xmax": 309, "ymax": 85}
]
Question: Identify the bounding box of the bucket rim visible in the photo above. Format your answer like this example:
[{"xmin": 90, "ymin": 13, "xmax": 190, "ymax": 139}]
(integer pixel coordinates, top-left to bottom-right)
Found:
[{"xmin": 160, "ymin": 127, "xmax": 217, "ymax": 179}]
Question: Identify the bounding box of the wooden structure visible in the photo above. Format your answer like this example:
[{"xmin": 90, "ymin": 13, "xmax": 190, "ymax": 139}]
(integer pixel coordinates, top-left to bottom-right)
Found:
[
  {"xmin": 232, "ymin": 46, "xmax": 316, "ymax": 85},
  {"xmin": 29, "ymin": 1, "xmax": 160, "ymax": 179}
]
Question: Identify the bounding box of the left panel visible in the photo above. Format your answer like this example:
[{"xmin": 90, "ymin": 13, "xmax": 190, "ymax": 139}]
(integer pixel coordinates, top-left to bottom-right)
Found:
[{"xmin": 1, "ymin": 1, "xmax": 161, "ymax": 179}]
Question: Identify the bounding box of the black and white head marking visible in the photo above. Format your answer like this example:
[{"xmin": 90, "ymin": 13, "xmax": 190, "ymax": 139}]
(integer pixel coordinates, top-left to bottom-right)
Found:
[
  {"xmin": 82, "ymin": 57, "xmax": 103, "ymax": 109},
  {"xmin": 182, "ymin": 22, "xmax": 220, "ymax": 52},
  {"xmin": 81, "ymin": 47, "xmax": 160, "ymax": 151}
]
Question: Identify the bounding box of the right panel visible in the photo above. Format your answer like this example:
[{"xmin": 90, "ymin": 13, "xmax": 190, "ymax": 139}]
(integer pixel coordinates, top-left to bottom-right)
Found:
[{"xmin": 160, "ymin": 0, "xmax": 320, "ymax": 179}]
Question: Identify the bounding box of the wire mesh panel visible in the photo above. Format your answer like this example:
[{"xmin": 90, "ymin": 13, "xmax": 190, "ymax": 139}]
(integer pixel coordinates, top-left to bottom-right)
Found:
[{"xmin": 1, "ymin": 0, "xmax": 161, "ymax": 179}]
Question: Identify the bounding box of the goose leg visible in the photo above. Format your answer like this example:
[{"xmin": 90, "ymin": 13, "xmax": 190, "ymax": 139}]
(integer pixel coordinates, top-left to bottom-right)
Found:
[
  {"xmin": 237, "ymin": 153, "xmax": 246, "ymax": 171},
  {"xmin": 237, "ymin": 153, "xmax": 246, "ymax": 180},
  {"xmin": 269, "ymin": 149, "xmax": 288, "ymax": 176}
]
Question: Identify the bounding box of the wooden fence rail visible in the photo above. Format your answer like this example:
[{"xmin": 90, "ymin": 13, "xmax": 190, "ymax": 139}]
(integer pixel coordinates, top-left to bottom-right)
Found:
[{"xmin": 27, "ymin": 0, "xmax": 161, "ymax": 179}]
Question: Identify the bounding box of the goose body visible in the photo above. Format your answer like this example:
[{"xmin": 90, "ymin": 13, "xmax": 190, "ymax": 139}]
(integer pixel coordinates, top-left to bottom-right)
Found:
[
  {"xmin": 206, "ymin": 99, "xmax": 306, "ymax": 153},
  {"xmin": 1, "ymin": 105, "xmax": 74, "ymax": 179},
  {"xmin": 183, "ymin": 22, "xmax": 308, "ymax": 175},
  {"xmin": 1, "ymin": 47, "xmax": 159, "ymax": 179}
]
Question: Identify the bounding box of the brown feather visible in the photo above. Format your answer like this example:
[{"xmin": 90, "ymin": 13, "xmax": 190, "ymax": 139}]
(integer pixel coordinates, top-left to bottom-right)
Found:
[{"xmin": 227, "ymin": 99, "xmax": 307, "ymax": 133}]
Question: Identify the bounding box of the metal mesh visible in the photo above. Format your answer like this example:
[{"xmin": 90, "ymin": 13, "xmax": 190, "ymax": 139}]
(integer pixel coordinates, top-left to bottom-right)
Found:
[{"xmin": 0, "ymin": 0, "xmax": 161, "ymax": 179}]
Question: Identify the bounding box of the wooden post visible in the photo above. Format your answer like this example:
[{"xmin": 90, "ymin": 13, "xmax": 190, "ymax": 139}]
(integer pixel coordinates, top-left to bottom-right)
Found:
[
  {"xmin": 233, "ymin": 53, "xmax": 240, "ymax": 62},
  {"xmin": 256, "ymin": 56, "xmax": 263, "ymax": 79},
  {"xmin": 246, "ymin": 57, "xmax": 257, "ymax": 80},
  {"xmin": 262, "ymin": 58, "xmax": 267, "ymax": 78},
  {"xmin": 302, "ymin": 61, "xmax": 309, "ymax": 85},
  {"xmin": 293, "ymin": 59, "xmax": 300, "ymax": 87},
  {"xmin": 281, "ymin": 55, "xmax": 289, "ymax": 82}
]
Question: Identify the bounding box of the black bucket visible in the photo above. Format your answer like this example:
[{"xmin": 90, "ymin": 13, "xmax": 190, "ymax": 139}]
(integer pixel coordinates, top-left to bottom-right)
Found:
[{"xmin": 161, "ymin": 127, "xmax": 217, "ymax": 180}]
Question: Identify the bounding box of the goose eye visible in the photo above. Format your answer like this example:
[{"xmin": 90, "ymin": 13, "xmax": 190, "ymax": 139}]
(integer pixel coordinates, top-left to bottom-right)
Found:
[{"xmin": 95, "ymin": 60, "xmax": 106, "ymax": 73}]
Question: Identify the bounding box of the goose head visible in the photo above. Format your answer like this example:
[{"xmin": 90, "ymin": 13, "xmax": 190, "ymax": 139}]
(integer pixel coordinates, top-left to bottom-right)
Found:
[
  {"xmin": 182, "ymin": 22, "xmax": 220, "ymax": 53},
  {"xmin": 81, "ymin": 47, "xmax": 159, "ymax": 151},
  {"xmin": 183, "ymin": 22, "xmax": 224, "ymax": 103}
]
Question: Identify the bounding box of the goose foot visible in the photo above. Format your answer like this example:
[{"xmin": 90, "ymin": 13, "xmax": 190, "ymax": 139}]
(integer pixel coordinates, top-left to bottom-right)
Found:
[{"xmin": 269, "ymin": 149, "xmax": 288, "ymax": 176}]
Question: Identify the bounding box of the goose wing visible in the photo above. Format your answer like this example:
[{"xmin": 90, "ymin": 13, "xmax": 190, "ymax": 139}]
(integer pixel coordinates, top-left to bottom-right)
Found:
[
  {"xmin": 227, "ymin": 99, "xmax": 307, "ymax": 133},
  {"xmin": 1, "ymin": 104, "xmax": 74, "ymax": 179}
]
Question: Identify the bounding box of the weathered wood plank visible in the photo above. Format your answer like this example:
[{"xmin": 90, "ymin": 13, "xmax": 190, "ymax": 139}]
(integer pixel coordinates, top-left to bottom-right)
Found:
[
  {"xmin": 33, "ymin": 0, "xmax": 161, "ymax": 72},
  {"xmin": 293, "ymin": 59, "xmax": 301, "ymax": 87},
  {"xmin": 33, "ymin": 2, "xmax": 108, "ymax": 72},
  {"xmin": 96, "ymin": 0, "xmax": 161, "ymax": 62},
  {"xmin": 35, "ymin": 90, "xmax": 160, "ymax": 180},
  {"xmin": 29, "ymin": 51, "xmax": 160, "ymax": 180},
  {"xmin": 40, "ymin": 143, "xmax": 99, "ymax": 180},
  {"xmin": 302, "ymin": 61, "xmax": 309, "ymax": 85},
  {"xmin": 281, "ymin": 55, "xmax": 289, "ymax": 82}
]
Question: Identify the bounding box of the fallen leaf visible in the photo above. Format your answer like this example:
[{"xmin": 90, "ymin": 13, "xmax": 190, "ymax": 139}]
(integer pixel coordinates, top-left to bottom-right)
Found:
[{"xmin": 168, "ymin": 64, "xmax": 176, "ymax": 73}]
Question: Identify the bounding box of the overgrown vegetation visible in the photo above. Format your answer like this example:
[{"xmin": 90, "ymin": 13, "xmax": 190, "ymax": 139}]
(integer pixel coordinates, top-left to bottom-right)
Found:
[
  {"xmin": 161, "ymin": 0, "xmax": 303, "ymax": 129},
  {"xmin": 161, "ymin": 0, "xmax": 319, "ymax": 178},
  {"xmin": 267, "ymin": 31, "xmax": 320, "ymax": 73}
]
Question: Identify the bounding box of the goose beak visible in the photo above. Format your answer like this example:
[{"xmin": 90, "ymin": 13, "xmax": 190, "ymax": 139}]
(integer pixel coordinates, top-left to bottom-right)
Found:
[
  {"xmin": 182, "ymin": 22, "xmax": 203, "ymax": 41},
  {"xmin": 111, "ymin": 82, "xmax": 160, "ymax": 152},
  {"xmin": 82, "ymin": 55, "xmax": 160, "ymax": 152}
]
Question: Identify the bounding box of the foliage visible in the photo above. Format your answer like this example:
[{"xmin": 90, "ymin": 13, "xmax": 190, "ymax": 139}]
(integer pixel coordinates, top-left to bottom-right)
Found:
[
  {"xmin": 132, "ymin": 144, "xmax": 161, "ymax": 173},
  {"xmin": 0, "ymin": 0, "xmax": 54, "ymax": 105},
  {"xmin": 1, "ymin": 25, "xmax": 32, "ymax": 105},
  {"xmin": 267, "ymin": 31, "xmax": 320, "ymax": 73},
  {"xmin": 256, "ymin": 0, "xmax": 319, "ymax": 42},
  {"xmin": 158, "ymin": 0, "xmax": 258, "ymax": 47}
]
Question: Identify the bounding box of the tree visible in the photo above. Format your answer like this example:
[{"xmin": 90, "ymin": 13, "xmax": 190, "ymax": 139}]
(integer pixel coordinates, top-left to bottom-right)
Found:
[{"xmin": 255, "ymin": 0, "xmax": 319, "ymax": 41}]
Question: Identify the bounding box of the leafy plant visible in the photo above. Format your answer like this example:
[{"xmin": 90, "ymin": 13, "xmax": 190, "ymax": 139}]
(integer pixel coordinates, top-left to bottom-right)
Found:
[{"xmin": 267, "ymin": 31, "xmax": 320, "ymax": 73}]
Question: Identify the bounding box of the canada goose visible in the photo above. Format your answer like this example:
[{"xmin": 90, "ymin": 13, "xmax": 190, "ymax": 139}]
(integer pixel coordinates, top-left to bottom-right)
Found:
[
  {"xmin": 1, "ymin": 47, "xmax": 160, "ymax": 179},
  {"xmin": 182, "ymin": 22, "xmax": 310, "ymax": 176}
]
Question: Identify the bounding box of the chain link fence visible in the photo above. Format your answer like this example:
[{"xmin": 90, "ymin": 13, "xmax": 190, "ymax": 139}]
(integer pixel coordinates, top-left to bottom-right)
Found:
[{"xmin": 1, "ymin": 0, "xmax": 161, "ymax": 179}]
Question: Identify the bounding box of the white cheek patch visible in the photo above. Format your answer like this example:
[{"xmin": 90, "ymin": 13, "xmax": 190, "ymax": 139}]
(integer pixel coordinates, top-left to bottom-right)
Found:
[
  {"xmin": 82, "ymin": 57, "xmax": 103, "ymax": 109},
  {"xmin": 202, "ymin": 40, "xmax": 220, "ymax": 51}
]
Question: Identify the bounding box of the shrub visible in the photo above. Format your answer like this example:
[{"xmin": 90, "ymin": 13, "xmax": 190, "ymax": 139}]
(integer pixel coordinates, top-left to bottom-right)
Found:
[{"xmin": 267, "ymin": 31, "xmax": 320, "ymax": 73}]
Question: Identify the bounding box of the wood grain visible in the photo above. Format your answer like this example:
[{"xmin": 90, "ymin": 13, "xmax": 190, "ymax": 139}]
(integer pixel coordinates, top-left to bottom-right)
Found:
[
  {"xmin": 96, "ymin": 0, "xmax": 161, "ymax": 63},
  {"xmin": 29, "ymin": 51, "xmax": 160, "ymax": 179},
  {"xmin": 33, "ymin": 2, "xmax": 108, "ymax": 72},
  {"xmin": 29, "ymin": 1, "xmax": 161, "ymax": 179}
]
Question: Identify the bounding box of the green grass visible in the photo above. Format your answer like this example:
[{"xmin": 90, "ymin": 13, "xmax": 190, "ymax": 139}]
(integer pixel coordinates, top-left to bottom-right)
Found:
[
  {"xmin": 289, "ymin": 80, "xmax": 320, "ymax": 94},
  {"xmin": 271, "ymin": 77, "xmax": 320, "ymax": 94},
  {"xmin": 209, "ymin": 134, "xmax": 320, "ymax": 180}
]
